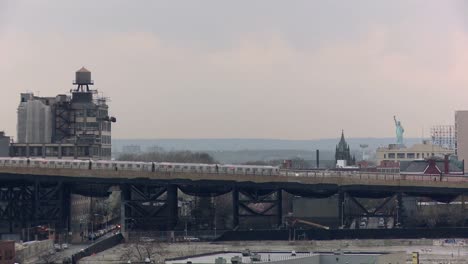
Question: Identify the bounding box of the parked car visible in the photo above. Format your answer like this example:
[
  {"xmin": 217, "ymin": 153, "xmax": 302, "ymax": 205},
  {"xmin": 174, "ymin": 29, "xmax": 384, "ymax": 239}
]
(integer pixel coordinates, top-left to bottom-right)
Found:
[
  {"xmin": 378, "ymin": 218, "xmax": 385, "ymax": 228},
  {"xmin": 183, "ymin": 236, "xmax": 200, "ymax": 242},
  {"xmin": 62, "ymin": 243, "xmax": 68, "ymax": 249},
  {"xmin": 54, "ymin": 244, "xmax": 61, "ymax": 251},
  {"xmin": 139, "ymin": 237, "xmax": 156, "ymax": 243},
  {"xmin": 359, "ymin": 221, "xmax": 367, "ymax": 229}
]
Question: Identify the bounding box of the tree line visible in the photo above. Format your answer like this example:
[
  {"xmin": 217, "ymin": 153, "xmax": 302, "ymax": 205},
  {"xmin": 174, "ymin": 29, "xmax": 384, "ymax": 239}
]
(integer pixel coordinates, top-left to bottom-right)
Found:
[{"xmin": 117, "ymin": 151, "xmax": 216, "ymax": 164}]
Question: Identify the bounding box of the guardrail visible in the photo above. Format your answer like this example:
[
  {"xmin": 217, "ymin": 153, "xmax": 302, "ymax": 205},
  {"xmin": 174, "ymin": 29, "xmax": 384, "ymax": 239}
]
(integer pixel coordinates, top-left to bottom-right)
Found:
[
  {"xmin": 0, "ymin": 164, "xmax": 467, "ymax": 184},
  {"xmin": 279, "ymin": 170, "xmax": 468, "ymax": 183}
]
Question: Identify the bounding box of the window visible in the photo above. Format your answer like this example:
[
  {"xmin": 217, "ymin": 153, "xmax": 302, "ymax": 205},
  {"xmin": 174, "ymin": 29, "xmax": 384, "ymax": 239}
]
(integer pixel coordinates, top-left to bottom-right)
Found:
[
  {"xmin": 422, "ymin": 153, "xmax": 425, "ymax": 158},
  {"xmin": 397, "ymin": 153, "xmax": 405, "ymax": 159},
  {"xmin": 388, "ymin": 153, "xmax": 396, "ymax": 159},
  {"xmin": 87, "ymin": 109, "xmax": 97, "ymax": 117},
  {"xmin": 417, "ymin": 153, "xmax": 420, "ymax": 159},
  {"xmin": 384, "ymin": 154, "xmax": 386, "ymax": 159},
  {"xmin": 407, "ymin": 153, "xmax": 415, "ymax": 159}
]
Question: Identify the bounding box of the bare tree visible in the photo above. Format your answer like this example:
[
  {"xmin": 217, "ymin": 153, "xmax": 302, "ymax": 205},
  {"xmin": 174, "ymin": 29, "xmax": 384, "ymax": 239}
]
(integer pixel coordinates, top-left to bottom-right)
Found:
[
  {"xmin": 120, "ymin": 241, "xmax": 168, "ymax": 264},
  {"xmin": 118, "ymin": 151, "xmax": 216, "ymax": 164}
]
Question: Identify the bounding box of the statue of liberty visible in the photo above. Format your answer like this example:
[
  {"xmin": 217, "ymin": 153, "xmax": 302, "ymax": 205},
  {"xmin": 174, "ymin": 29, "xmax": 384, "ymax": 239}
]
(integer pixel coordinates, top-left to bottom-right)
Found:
[{"xmin": 394, "ymin": 115, "xmax": 404, "ymax": 145}]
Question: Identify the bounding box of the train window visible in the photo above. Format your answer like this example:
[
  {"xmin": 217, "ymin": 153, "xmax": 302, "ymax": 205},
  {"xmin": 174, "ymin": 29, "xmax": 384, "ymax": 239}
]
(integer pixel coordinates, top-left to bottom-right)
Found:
[
  {"xmin": 127, "ymin": 164, "xmax": 132, "ymax": 168},
  {"xmin": 65, "ymin": 162, "xmax": 70, "ymax": 165},
  {"xmin": 190, "ymin": 166, "xmax": 195, "ymax": 169},
  {"xmin": 246, "ymin": 168, "xmax": 250, "ymax": 171},
  {"xmin": 237, "ymin": 168, "xmax": 243, "ymax": 171},
  {"xmin": 104, "ymin": 164, "xmax": 109, "ymax": 167},
  {"xmin": 175, "ymin": 165, "xmax": 180, "ymax": 169},
  {"xmin": 12, "ymin": 161, "xmax": 16, "ymax": 164},
  {"xmin": 120, "ymin": 164, "xmax": 125, "ymax": 168},
  {"xmin": 136, "ymin": 165, "xmax": 140, "ymax": 168},
  {"xmin": 80, "ymin": 162, "xmax": 86, "ymax": 166}
]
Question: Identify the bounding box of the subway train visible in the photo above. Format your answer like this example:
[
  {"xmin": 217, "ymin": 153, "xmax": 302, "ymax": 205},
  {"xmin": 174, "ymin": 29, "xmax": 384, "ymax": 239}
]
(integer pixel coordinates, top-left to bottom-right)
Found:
[{"xmin": 0, "ymin": 157, "xmax": 280, "ymax": 175}]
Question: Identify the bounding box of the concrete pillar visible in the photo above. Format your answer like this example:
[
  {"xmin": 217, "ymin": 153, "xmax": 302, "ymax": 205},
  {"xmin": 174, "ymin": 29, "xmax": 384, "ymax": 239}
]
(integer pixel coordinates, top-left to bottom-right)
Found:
[
  {"xmin": 232, "ymin": 188, "xmax": 239, "ymax": 229},
  {"xmin": 166, "ymin": 185, "xmax": 178, "ymax": 230},
  {"xmin": 396, "ymin": 192, "xmax": 403, "ymax": 226},
  {"xmin": 462, "ymin": 194, "xmax": 466, "ymax": 227},
  {"xmin": 41, "ymin": 144, "xmax": 46, "ymax": 158},
  {"xmin": 338, "ymin": 191, "xmax": 345, "ymax": 227},
  {"xmin": 120, "ymin": 184, "xmax": 130, "ymax": 238},
  {"xmin": 277, "ymin": 189, "xmax": 283, "ymax": 227},
  {"xmin": 34, "ymin": 180, "xmax": 39, "ymax": 225},
  {"xmin": 59, "ymin": 183, "xmax": 71, "ymax": 240}
]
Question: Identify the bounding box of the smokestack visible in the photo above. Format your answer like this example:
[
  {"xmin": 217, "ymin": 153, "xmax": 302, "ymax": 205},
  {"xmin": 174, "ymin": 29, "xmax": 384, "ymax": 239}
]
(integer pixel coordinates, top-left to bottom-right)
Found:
[
  {"xmin": 444, "ymin": 155, "xmax": 449, "ymax": 175},
  {"xmin": 316, "ymin": 149, "xmax": 320, "ymax": 169}
]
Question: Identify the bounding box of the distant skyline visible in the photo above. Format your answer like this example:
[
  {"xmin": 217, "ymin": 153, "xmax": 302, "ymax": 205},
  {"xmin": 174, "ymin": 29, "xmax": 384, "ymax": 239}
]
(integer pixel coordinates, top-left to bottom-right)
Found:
[{"xmin": 1, "ymin": 1, "xmax": 467, "ymax": 140}]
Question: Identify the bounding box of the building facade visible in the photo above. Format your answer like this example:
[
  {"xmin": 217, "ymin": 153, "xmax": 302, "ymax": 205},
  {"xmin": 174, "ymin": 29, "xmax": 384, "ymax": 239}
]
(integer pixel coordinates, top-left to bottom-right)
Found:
[
  {"xmin": 11, "ymin": 68, "xmax": 115, "ymax": 159},
  {"xmin": 376, "ymin": 141, "xmax": 454, "ymax": 164},
  {"xmin": 455, "ymin": 111, "xmax": 468, "ymax": 172}
]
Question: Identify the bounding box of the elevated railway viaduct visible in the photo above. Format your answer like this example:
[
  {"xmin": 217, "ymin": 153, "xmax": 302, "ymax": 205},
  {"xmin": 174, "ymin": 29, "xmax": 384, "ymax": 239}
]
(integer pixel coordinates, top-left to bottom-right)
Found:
[{"xmin": 0, "ymin": 167, "xmax": 467, "ymax": 235}]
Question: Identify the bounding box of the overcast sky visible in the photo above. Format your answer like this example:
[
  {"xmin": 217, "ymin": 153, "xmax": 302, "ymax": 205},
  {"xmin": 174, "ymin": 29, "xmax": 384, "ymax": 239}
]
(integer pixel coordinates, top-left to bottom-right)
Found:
[{"xmin": 1, "ymin": 1, "xmax": 468, "ymax": 140}]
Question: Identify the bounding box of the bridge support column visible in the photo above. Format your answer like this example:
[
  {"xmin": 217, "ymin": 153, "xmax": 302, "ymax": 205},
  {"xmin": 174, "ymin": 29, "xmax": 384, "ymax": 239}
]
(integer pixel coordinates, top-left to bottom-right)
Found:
[
  {"xmin": 277, "ymin": 189, "xmax": 282, "ymax": 227},
  {"xmin": 462, "ymin": 194, "xmax": 466, "ymax": 227},
  {"xmin": 232, "ymin": 188, "xmax": 239, "ymax": 229},
  {"xmin": 167, "ymin": 185, "xmax": 178, "ymax": 230},
  {"xmin": 59, "ymin": 183, "xmax": 71, "ymax": 234},
  {"xmin": 338, "ymin": 191, "xmax": 345, "ymax": 228},
  {"xmin": 396, "ymin": 192, "xmax": 403, "ymax": 227},
  {"xmin": 120, "ymin": 184, "xmax": 130, "ymax": 237}
]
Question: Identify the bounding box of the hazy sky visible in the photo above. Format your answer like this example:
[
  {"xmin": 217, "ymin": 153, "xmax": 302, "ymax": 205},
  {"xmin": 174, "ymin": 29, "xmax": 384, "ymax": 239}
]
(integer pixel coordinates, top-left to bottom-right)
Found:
[{"xmin": 1, "ymin": 1, "xmax": 468, "ymax": 140}]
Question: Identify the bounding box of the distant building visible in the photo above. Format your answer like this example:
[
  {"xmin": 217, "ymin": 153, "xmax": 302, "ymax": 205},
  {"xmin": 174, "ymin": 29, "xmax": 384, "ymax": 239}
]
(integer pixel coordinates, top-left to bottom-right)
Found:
[
  {"xmin": 455, "ymin": 111, "xmax": 468, "ymax": 172},
  {"xmin": 0, "ymin": 132, "xmax": 10, "ymax": 157},
  {"xmin": 376, "ymin": 160, "xmax": 400, "ymax": 173},
  {"xmin": 376, "ymin": 140, "xmax": 454, "ymax": 164},
  {"xmin": 400, "ymin": 156, "xmax": 463, "ymax": 175},
  {"xmin": 10, "ymin": 68, "xmax": 116, "ymax": 159},
  {"xmin": 335, "ymin": 131, "xmax": 355, "ymax": 167},
  {"xmin": 431, "ymin": 125, "xmax": 455, "ymax": 150}
]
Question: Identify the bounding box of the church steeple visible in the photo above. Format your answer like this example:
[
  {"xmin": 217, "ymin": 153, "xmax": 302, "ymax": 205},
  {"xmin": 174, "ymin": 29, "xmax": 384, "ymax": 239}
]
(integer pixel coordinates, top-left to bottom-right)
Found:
[{"xmin": 335, "ymin": 130, "xmax": 355, "ymax": 165}]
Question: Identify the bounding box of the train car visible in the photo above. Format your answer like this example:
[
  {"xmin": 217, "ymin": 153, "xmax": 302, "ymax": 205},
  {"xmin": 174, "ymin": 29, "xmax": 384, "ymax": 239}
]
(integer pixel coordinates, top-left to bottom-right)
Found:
[{"xmin": 0, "ymin": 157, "xmax": 281, "ymax": 176}]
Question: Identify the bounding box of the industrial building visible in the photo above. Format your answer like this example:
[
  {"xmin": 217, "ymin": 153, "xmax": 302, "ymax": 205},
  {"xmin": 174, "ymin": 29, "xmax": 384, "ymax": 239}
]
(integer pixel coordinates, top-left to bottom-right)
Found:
[
  {"xmin": 10, "ymin": 67, "xmax": 115, "ymax": 159},
  {"xmin": 0, "ymin": 132, "xmax": 10, "ymax": 157},
  {"xmin": 455, "ymin": 111, "xmax": 468, "ymax": 172}
]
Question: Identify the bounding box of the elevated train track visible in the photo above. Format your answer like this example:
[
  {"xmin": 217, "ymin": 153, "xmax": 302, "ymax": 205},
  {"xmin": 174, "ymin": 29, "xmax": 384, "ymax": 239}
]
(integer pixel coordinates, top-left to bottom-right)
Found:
[{"xmin": 0, "ymin": 157, "xmax": 467, "ymax": 233}]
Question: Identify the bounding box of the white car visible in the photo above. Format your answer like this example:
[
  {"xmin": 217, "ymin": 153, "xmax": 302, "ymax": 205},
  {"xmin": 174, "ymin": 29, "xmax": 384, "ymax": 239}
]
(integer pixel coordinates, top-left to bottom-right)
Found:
[
  {"xmin": 54, "ymin": 244, "xmax": 61, "ymax": 251},
  {"xmin": 62, "ymin": 243, "xmax": 68, "ymax": 249},
  {"xmin": 183, "ymin": 236, "xmax": 200, "ymax": 242}
]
